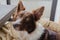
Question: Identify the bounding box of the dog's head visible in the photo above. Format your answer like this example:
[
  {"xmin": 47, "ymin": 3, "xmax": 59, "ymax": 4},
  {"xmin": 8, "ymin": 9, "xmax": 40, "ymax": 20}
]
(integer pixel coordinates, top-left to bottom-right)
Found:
[{"xmin": 13, "ymin": 6, "xmax": 45, "ymax": 34}]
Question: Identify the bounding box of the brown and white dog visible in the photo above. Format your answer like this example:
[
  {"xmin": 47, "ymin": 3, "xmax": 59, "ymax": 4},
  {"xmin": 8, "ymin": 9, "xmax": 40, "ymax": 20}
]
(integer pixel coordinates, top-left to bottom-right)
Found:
[
  {"xmin": 9, "ymin": 1, "xmax": 60, "ymax": 40},
  {"xmin": 11, "ymin": 6, "xmax": 60, "ymax": 40}
]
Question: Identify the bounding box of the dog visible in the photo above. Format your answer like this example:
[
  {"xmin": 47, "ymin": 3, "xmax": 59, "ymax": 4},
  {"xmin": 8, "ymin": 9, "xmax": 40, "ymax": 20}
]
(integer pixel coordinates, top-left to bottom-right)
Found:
[
  {"xmin": 11, "ymin": 6, "xmax": 60, "ymax": 40},
  {"xmin": 8, "ymin": 1, "xmax": 60, "ymax": 40}
]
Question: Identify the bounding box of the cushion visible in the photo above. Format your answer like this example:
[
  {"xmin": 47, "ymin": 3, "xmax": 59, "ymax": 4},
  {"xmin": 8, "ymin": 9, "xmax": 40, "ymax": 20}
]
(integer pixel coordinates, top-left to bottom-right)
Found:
[{"xmin": 39, "ymin": 18, "xmax": 60, "ymax": 33}]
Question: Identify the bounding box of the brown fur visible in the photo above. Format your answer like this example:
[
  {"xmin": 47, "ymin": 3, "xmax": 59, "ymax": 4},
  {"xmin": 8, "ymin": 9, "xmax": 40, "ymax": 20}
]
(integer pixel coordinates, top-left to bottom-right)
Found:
[
  {"xmin": 8, "ymin": 1, "xmax": 25, "ymax": 21},
  {"xmin": 13, "ymin": 7, "xmax": 45, "ymax": 34},
  {"xmin": 13, "ymin": 1, "xmax": 25, "ymax": 21},
  {"xmin": 9, "ymin": 1, "xmax": 60, "ymax": 40}
]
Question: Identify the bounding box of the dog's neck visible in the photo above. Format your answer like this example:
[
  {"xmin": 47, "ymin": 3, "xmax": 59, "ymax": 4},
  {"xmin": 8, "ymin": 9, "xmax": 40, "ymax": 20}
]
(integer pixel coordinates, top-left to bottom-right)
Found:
[{"xmin": 27, "ymin": 22, "xmax": 45, "ymax": 40}]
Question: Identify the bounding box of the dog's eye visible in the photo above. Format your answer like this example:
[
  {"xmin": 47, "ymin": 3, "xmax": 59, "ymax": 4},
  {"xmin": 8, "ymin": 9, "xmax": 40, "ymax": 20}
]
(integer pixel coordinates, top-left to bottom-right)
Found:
[{"xmin": 19, "ymin": 14, "xmax": 24, "ymax": 17}]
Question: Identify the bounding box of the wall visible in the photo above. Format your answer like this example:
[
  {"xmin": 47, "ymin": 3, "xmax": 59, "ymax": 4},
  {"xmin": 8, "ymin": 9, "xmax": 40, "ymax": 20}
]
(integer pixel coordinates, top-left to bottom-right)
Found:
[
  {"xmin": 0, "ymin": 0, "xmax": 7, "ymax": 5},
  {"xmin": 11, "ymin": 0, "xmax": 19, "ymax": 5},
  {"xmin": 54, "ymin": 0, "xmax": 60, "ymax": 23},
  {"xmin": 0, "ymin": 0, "xmax": 19, "ymax": 5},
  {"xmin": 22, "ymin": 0, "xmax": 52, "ymax": 20},
  {"xmin": 0, "ymin": 0, "xmax": 53, "ymax": 20}
]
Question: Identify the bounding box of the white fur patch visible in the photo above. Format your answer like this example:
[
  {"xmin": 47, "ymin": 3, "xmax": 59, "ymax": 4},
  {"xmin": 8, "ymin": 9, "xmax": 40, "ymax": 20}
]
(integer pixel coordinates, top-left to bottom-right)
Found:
[
  {"xmin": 20, "ymin": 22, "xmax": 45, "ymax": 40},
  {"xmin": 11, "ymin": 19, "xmax": 22, "ymax": 25},
  {"xmin": 11, "ymin": 18, "xmax": 45, "ymax": 40}
]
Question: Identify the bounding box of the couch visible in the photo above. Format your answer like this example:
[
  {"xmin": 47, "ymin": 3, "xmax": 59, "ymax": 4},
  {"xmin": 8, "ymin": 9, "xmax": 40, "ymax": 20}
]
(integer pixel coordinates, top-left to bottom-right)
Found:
[
  {"xmin": 39, "ymin": 18, "xmax": 60, "ymax": 33},
  {"xmin": 0, "ymin": 18, "xmax": 60, "ymax": 40}
]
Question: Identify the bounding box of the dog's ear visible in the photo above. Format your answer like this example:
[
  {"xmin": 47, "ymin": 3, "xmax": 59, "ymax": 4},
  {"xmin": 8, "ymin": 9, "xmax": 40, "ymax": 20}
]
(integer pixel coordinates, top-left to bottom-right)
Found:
[
  {"xmin": 12, "ymin": 1, "xmax": 25, "ymax": 21},
  {"xmin": 17, "ymin": 1, "xmax": 25, "ymax": 13},
  {"xmin": 33, "ymin": 6, "xmax": 45, "ymax": 21}
]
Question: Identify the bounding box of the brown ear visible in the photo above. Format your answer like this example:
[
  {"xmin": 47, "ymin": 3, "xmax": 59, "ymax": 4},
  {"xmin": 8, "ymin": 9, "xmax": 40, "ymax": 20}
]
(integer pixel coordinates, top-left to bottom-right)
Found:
[
  {"xmin": 33, "ymin": 6, "xmax": 45, "ymax": 21},
  {"xmin": 17, "ymin": 1, "xmax": 25, "ymax": 12}
]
